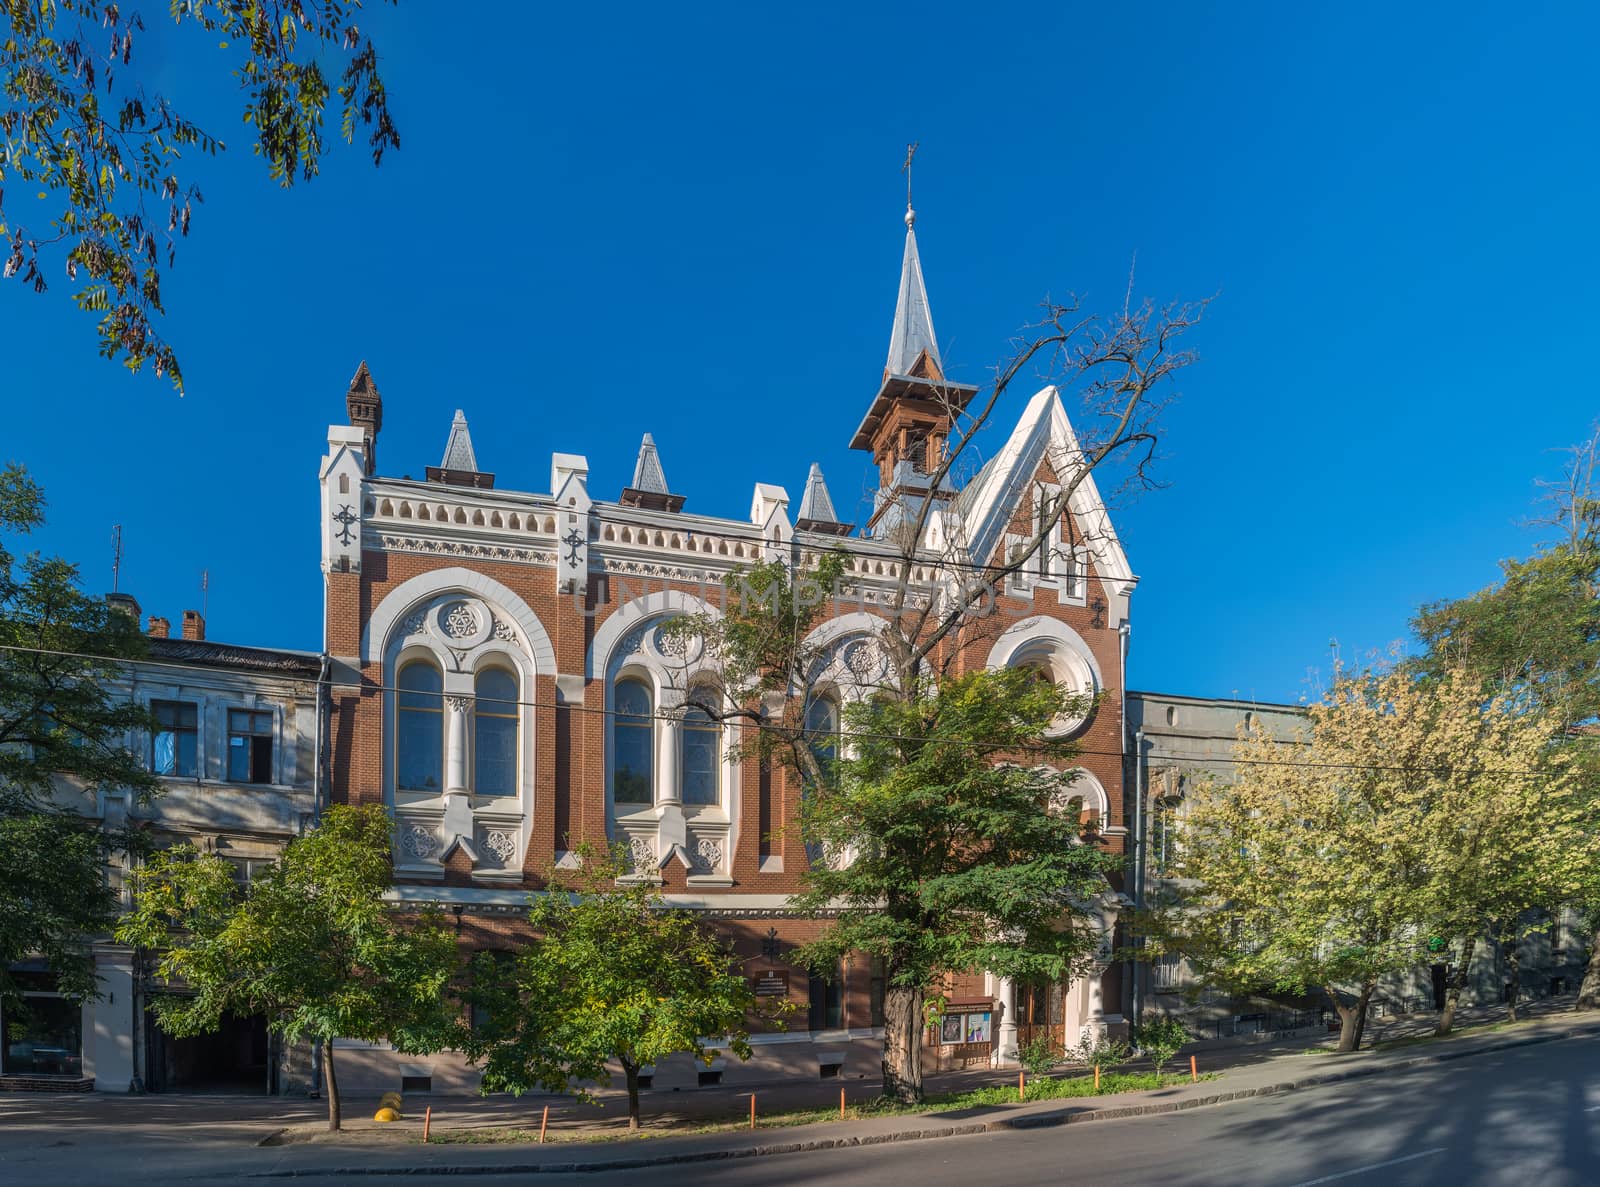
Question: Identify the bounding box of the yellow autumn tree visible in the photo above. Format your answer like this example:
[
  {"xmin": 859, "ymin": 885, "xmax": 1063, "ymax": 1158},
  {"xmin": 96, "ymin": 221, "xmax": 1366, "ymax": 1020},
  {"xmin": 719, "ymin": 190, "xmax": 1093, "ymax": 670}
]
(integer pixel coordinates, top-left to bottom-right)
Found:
[{"xmin": 1146, "ymin": 666, "xmax": 1583, "ymax": 1052}]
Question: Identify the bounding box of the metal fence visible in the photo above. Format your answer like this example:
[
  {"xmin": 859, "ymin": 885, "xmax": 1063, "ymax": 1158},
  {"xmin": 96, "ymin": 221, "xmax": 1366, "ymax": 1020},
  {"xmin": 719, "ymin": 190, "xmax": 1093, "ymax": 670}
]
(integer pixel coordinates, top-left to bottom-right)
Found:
[{"xmin": 1190, "ymin": 1008, "xmax": 1327, "ymax": 1041}]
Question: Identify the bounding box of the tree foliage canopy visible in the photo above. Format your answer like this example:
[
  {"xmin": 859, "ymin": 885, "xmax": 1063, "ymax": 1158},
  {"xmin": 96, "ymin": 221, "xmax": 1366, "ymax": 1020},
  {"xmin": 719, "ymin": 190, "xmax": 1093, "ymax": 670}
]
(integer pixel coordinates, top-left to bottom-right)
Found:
[
  {"xmin": 117, "ymin": 803, "xmax": 458, "ymax": 1128},
  {"xmin": 0, "ymin": 461, "xmax": 155, "ymax": 1005},
  {"xmin": 792, "ymin": 666, "xmax": 1119, "ymax": 993},
  {"xmin": 1, "ymin": 0, "xmax": 399, "ymax": 389},
  {"xmin": 1148, "ymin": 665, "xmax": 1582, "ymax": 1050},
  {"xmin": 463, "ymin": 850, "xmax": 774, "ymax": 1130}
]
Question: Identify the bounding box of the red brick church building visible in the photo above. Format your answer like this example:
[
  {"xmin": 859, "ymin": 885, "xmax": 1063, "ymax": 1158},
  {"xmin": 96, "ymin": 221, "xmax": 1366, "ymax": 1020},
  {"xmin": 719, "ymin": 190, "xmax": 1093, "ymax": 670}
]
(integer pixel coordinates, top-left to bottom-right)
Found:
[{"xmin": 318, "ymin": 201, "xmax": 1137, "ymax": 1090}]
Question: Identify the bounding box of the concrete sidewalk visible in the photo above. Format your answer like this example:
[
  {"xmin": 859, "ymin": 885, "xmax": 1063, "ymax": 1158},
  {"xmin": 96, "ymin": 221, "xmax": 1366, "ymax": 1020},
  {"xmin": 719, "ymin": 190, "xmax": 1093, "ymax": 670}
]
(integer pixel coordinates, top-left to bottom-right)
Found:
[{"xmin": 233, "ymin": 1004, "xmax": 1600, "ymax": 1177}]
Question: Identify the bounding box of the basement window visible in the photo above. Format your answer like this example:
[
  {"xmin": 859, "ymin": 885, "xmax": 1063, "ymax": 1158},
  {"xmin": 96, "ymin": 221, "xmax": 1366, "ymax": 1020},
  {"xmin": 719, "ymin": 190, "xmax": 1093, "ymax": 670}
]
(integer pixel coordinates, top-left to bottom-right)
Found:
[
  {"xmin": 697, "ymin": 1070, "xmax": 722, "ymax": 1088},
  {"xmin": 401, "ymin": 1075, "xmax": 433, "ymax": 1094},
  {"xmin": 227, "ymin": 709, "xmax": 274, "ymax": 784}
]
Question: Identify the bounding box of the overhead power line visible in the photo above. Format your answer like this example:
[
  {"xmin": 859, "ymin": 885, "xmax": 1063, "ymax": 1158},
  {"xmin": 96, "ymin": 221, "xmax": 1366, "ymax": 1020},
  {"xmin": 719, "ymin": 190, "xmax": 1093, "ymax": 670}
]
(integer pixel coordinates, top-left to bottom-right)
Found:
[{"xmin": 0, "ymin": 642, "xmax": 1583, "ymax": 783}]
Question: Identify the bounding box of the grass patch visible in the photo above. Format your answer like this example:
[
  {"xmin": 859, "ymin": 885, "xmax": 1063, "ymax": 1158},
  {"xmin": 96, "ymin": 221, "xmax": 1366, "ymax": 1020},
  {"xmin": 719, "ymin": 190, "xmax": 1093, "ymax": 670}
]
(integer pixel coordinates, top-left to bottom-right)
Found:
[{"xmin": 413, "ymin": 1070, "xmax": 1217, "ymax": 1145}]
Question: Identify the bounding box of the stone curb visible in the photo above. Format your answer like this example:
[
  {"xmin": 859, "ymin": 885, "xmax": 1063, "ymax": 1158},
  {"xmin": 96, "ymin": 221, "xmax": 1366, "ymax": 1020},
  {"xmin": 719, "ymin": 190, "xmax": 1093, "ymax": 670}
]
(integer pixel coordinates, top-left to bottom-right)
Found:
[{"xmin": 248, "ymin": 1022, "xmax": 1600, "ymax": 1177}]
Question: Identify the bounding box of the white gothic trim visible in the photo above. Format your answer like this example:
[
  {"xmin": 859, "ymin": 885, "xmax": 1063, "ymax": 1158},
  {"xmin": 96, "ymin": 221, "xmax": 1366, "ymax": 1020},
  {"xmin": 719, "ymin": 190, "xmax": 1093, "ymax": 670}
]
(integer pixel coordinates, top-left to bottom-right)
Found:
[
  {"xmin": 586, "ymin": 588, "xmax": 723, "ymax": 680},
  {"xmin": 362, "ymin": 566, "xmax": 556, "ymax": 672},
  {"xmin": 949, "ymin": 387, "xmax": 1136, "ymax": 620},
  {"xmin": 986, "ymin": 615, "xmax": 1104, "ymax": 690},
  {"xmin": 1063, "ymin": 767, "xmax": 1110, "ymax": 819}
]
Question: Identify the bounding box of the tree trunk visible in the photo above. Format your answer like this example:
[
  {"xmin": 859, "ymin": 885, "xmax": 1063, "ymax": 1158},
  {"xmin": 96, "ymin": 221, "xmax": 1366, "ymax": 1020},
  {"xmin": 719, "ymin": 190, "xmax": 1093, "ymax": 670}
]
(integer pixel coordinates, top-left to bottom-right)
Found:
[
  {"xmin": 1351, "ymin": 985, "xmax": 1372, "ymax": 1050},
  {"xmin": 622, "ymin": 1059, "xmax": 641, "ymax": 1132},
  {"xmin": 322, "ymin": 1040, "xmax": 341, "ymax": 1132},
  {"xmin": 1327, "ymin": 983, "xmax": 1373, "ymax": 1053},
  {"xmin": 1578, "ymin": 922, "xmax": 1600, "ymax": 1010},
  {"xmin": 1502, "ymin": 923, "xmax": 1522, "ymax": 1023},
  {"xmin": 881, "ymin": 984, "xmax": 925, "ymax": 1103},
  {"xmin": 1437, "ymin": 935, "xmax": 1476, "ymax": 1037}
]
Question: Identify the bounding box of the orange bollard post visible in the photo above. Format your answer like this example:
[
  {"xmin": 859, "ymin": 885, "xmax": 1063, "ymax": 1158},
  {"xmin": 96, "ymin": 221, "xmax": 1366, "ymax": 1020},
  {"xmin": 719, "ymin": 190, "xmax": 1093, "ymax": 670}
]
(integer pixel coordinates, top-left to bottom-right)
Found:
[
  {"xmin": 840, "ymin": 1087, "xmax": 846, "ymax": 1119},
  {"xmin": 539, "ymin": 1104, "xmax": 549, "ymax": 1144},
  {"xmin": 1190, "ymin": 1054, "xmax": 1198, "ymax": 1083},
  {"xmin": 750, "ymin": 1093, "xmax": 757, "ymax": 1129},
  {"xmin": 423, "ymin": 1105, "xmax": 432, "ymax": 1143},
  {"xmin": 1094, "ymin": 1065, "xmax": 1101, "ymax": 1093},
  {"xmin": 1019, "ymin": 1071, "xmax": 1025, "ymax": 1101}
]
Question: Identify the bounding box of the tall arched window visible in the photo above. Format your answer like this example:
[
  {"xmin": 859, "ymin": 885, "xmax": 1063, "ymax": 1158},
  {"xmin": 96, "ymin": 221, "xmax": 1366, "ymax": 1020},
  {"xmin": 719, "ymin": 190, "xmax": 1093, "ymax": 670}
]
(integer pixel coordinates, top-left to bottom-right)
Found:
[
  {"xmin": 613, "ymin": 679, "xmax": 654, "ymax": 805},
  {"xmin": 397, "ymin": 661, "xmax": 444, "ymax": 792},
  {"xmin": 474, "ymin": 668, "xmax": 519, "ymax": 797},
  {"xmin": 802, "ymin": 695, "xmax": 838, "ymax": 866},
  {"xmin": 804, "ymin": 695, "xmax": 839, "ymax": 786},
  {"xmin": 681, "ymin": 704, "xmax": 720, "ymax": 806}
]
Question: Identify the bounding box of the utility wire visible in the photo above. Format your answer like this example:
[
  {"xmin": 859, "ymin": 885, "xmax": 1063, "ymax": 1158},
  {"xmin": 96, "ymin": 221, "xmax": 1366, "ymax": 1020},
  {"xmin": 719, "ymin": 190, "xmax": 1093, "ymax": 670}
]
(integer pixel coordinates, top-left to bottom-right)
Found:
[{"xmin": 0, "ymin": 641, "xmax": 1584, "ymax": 783}]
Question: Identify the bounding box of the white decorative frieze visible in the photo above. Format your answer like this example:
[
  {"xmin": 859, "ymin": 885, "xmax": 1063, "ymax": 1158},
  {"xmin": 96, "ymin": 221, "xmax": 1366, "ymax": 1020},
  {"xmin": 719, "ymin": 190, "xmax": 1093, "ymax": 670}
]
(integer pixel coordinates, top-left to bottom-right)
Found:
[{"xmin": 375, "ymin": 534, "xmax": 555, "ymax": 566}]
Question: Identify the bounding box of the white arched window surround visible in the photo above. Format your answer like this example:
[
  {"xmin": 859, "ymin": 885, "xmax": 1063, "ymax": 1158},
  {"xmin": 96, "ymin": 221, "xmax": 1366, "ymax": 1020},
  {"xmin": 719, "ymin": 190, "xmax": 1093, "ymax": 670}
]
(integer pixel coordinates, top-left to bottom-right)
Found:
[
  {"xmin": 1048, "ymin": 765, "xmax": 1110, "ymax": 827},
  {"xmin": 385, "ymin": 623, "xmax": 536, "ymax": 804},
  {"xmin": 593, "ymin": 594, "xmax": 734, "ymax": 822},
  {"xmin": 986, "ymin": 616, "xmax": 1102, "ymax": 736},
  {"xmin": 799, "ymin": 612, "xmax": 899, "ymax": 708},
  {"xmin": 369, "ymin": 573, "xmax": 552, "ymax": 880}
]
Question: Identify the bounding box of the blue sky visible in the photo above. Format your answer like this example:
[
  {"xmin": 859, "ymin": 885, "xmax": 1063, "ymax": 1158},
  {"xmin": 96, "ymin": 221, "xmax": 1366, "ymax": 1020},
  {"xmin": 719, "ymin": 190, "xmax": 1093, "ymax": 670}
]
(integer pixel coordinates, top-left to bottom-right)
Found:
[{"xmin": 5, "ymin": 2, "xmax": 1596, "ymax": 704}]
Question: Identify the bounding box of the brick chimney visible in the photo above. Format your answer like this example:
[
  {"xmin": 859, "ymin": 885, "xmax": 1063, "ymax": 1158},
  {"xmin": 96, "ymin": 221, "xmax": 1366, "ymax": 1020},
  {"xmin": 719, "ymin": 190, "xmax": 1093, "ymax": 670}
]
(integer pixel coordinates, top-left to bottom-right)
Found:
[
  {"xmin": 147, "ymin": 615, "xmax": 171, "ymax": 639},
  {"xmin": 181, "ymin": 609, "xmax": 206, "ymax": 641}
]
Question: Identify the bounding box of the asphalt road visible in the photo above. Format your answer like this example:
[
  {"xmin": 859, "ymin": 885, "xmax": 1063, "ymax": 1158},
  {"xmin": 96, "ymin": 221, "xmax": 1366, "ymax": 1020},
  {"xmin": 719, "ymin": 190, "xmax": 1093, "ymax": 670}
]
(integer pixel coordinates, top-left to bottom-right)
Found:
[{"xmin": 6, "ymin": 1033, "xmax": 1598, "ymax": 1186}]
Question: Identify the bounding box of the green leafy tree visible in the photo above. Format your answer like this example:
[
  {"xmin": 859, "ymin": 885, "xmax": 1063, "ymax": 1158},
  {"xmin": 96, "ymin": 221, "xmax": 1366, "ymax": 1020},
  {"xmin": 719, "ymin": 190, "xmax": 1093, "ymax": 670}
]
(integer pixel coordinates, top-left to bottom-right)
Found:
[
  {"xmin": 1412, "ymin": 428, "xmax": 1600, "ymax": 1012},
  {"xmin": 788, "ymin": 668, "xmax": 1122, "ymax": 1104},
  {"xmin": 0, "ymin": 461, "xmax": 156, "ymax": 1006},
  {"xmin": 117, "ymin": 804, "xmax": 459, "ymax": 1131},
  {"xmin": 1146, "ymin": 666, "xmax": 1569, "ymax": 1052},
  {"xmin": 1129, "ymin": 1015, "xmax": 1188, "ymax": 1075},
  {"xmin": 463, "ymin": 849, "xmax": 780, "ymax": 1131},
  {"xmin": 2, "ymin": 0, "xmax": 399, "ymax": 390}
]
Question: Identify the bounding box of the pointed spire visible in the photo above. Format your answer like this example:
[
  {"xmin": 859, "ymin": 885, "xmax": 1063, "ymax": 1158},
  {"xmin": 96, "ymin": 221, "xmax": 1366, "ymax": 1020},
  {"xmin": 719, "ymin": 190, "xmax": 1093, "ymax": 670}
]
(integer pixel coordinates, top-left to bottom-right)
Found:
[
  {"xmin": 620, "ymin": 432, "xmax": 685, "ymax": 512},
  {"xmin": 424, "ymin": 405, "xmax": 495, "ymax": 488},
  {"xmin": 440, "ymin": 409, "xmax": 479, "ymax": 471},
  {"xmin": 631, "ymin": 432, "xmax": 669, "ymax": 494},
  {"xmin": 886, "ymin": 210, "xmax": 942, "ymax": 379},
  {"xmin": 795, "ymin": 462, "xmax": 854, "ymax": 536},
  {"xmin": 798, "ymin": 463, "xmax": 837, "ymax": 523}
]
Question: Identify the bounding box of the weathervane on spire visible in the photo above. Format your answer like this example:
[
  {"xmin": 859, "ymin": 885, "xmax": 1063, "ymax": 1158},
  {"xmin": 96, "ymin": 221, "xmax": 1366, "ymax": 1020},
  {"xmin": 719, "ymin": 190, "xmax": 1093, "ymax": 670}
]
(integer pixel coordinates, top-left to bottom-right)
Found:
[{"xmin": 902, "ymin": 141, "xmax": 919, "ymax": 226}]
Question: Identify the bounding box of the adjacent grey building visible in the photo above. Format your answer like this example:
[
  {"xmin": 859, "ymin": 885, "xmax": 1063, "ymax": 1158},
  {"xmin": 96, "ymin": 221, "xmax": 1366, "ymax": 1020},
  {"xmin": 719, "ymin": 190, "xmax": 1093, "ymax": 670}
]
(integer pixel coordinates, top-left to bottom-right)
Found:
[{"xmin": 1, "ymin": 603, "xmax": 325, "ymax": 1094}]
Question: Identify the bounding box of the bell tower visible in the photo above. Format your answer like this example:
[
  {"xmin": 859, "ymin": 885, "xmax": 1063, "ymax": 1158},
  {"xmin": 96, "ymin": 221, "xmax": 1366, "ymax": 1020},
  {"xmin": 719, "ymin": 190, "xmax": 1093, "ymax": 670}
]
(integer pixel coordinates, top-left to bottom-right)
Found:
[{"xmin": 849, "ymin": 190, "xmax": 977, "ymax": 534}]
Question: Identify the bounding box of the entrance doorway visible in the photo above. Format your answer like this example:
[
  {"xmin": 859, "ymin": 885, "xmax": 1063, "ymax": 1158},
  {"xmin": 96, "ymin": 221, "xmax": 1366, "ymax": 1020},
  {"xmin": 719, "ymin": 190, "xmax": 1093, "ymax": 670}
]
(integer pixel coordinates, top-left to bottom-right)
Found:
[
  {"xmin": 146, "ymin": 1010, "xmax": 271, "ymax": 1093},
  {"xmin": 1016, "ymin": 980, "xmax": 1066, "ymax": 1056}
]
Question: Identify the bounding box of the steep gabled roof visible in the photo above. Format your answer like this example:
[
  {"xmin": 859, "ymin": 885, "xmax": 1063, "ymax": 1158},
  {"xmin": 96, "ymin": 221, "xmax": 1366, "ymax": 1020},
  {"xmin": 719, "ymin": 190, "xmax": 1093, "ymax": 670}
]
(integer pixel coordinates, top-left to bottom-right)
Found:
[{"xmin": 946, "ymin": 386, "xmax": 1134, "ymax": 599}]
